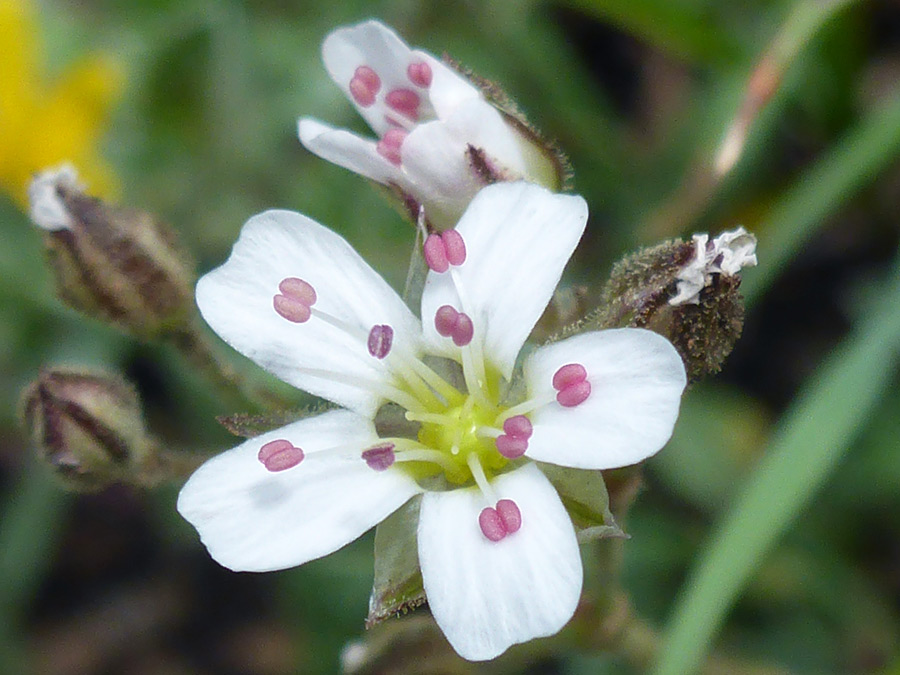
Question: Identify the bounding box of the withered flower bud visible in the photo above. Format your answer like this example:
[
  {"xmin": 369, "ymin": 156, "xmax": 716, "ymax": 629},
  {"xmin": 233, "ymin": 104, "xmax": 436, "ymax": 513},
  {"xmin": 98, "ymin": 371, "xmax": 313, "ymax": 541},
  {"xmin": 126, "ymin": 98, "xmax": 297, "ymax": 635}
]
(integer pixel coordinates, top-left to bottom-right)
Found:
[
  {"xmin": 579, "ymin": 228, "xmax": 758, "ymax": 382},
  {"xmin": 27, "ymin": 165, "xmax": 194, "ymax": 338},
  {"xmin": 20, "ymin": 368, "xmax": 155, "ymax": 490}
]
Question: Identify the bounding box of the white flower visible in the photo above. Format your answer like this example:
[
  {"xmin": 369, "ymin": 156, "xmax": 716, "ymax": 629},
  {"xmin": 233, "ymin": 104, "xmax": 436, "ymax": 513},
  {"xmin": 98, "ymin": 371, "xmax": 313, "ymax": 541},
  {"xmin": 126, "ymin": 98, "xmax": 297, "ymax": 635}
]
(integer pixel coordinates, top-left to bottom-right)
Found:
[
  {"xmin": 297, "ymin": 21, "xmax": 562, "ymax": 231},
  {"xmin": 177, "ymin": 182, "xmax": 686, "ymax": 661},
  {"xmin": 669, "ymin": 226, "xmax": 758, "ymax": 305}
]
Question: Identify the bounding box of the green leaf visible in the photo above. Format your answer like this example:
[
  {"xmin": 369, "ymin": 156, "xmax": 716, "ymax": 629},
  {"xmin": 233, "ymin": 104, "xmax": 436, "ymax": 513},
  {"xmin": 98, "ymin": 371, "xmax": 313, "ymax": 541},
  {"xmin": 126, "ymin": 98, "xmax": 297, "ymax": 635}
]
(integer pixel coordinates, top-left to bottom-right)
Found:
[
  {"xmin": 367, "ymin": 497, "xmax": 426, "ymax": 628},
  {"xmin": 539, "ymin": 463, "xmax": 625, "ymax": 542},
  {"xmin": 652, "ymin": 256, "xmax": 900, "ymax": 675}
]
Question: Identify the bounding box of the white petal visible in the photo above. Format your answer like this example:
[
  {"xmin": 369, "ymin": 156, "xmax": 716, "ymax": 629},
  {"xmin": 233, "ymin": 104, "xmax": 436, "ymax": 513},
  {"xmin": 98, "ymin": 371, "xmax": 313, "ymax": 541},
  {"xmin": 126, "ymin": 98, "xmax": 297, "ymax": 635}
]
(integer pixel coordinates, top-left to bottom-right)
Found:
[
  {"xmin": 524, "ymin": 329, "xmax": 686, "ymax": 469},
  {"xmin": 322, "ymin": 21, "xmax": 480, "ymax": 136},
  {"xmin": 399, "ymin": 99, "xmax": 529, "ymax": 230},
  {"xmin": 417, "ymin": 463, "xmax": 582, "ymax": 661},
  {"xmin": 298, "ymin": 117, "xmax": 402, "ymax": 186},
  {"xmin": 420, "ymin": 182, "xmax": 588, "ymax": 378},
  {"xmin": 177, "ymin": 410, "xmax": 422, "ymax": 572},
  {"xmin": 28, "ymin": 164, "xmax": 82, "ymax": 231},
  {"xmin": 196, "ymin": 209, "xmax": 421, "ymax": 416}
]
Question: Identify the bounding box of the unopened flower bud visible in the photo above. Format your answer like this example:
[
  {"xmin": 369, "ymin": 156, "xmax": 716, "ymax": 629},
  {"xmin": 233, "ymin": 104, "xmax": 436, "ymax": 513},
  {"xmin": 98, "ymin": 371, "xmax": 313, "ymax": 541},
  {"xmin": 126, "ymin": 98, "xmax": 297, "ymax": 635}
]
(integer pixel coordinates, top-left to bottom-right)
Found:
[
  {"xmin": 20, "ymin": 368, "xmax": 154, "ymax": 490},
  {"xmin": 580, "ymin": 228, "xmax": 758, "ymax": 382},
  {"xmin": 28, "ymin": 165, "xmax": 195, "ymax": 338}
]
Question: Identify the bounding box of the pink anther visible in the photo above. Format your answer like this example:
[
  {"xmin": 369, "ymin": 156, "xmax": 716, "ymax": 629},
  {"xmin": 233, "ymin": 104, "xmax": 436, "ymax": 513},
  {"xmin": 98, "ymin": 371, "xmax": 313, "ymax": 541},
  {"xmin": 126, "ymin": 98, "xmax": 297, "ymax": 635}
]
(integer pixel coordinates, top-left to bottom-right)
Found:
[
  {"xmin": 502, "ymin": 415, "xmax": 533, "ymax": 440},
  {"xmin": 556, "ymin": 380, "xmax": 592, "ymax": 407},
  {"xmin": 478, "ymin": 507, "xmax": 506, "ymax": 542},
  {"xmin": 434, "ymin": 305, "xmax": 459, "ymax": 337},
  {"xmin": 496, "ymin": 499, "xmax": 522, "ymax": 534},
  {"xmin": 385, "ymin": 88, "xmax": 420, "ymax": 120},
  {"xmin": 376, "ymin": 128, "xmax": 407, "ymax": 166},
  {"xmin": 367, "ymin": 324, "xmax": 394, "ymax": 359},
  {"xmin": 258, "ymin": 439, "xmax": 304, "ymax": 472},
  {"xmin": 433, "ymin": 306, "xmax": 474, "ymax": 347},
  {"xmin": 407, "ymin": 61, "xmax": 433, "ymax": 88},
  {"xmin": 349, "ymin": 65, "xmax": 381, "ymax": 107},
  {"xmin": 495, "ymin": 435, "xmax": 527, "ymax": 459},
  {"xmin": 552, "ymin": 363, "xmax": 587, "ymax": 391},
  {"xmin": 424, "ymin": 230, "xmax": 467, "ymax": 272},
  {"xmin": 362, "ymin": 443, "xmax": 396, "ymax": 471},
  {"xmin": 452, "ymin": 312, "xmax": 474, "ymax": 347},
  {"xmin": 273, "ymin": 277, "xmax": 317, "ymax": 323},
  {"xmin": 479, "ymin": 499, "xmax": 523, "ymax": 541},
  {"xmin": 442, "ymin": 229, "xmax": 466, "ymax": 266},
  {"xmin": 423, "ymin": 234, "xmax": 449, "ymax": 272}
]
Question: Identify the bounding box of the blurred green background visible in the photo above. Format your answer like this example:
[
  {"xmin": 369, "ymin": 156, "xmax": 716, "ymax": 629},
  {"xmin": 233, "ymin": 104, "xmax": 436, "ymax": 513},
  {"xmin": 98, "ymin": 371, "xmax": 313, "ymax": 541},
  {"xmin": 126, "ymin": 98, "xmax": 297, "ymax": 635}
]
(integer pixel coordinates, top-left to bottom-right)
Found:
[{"xmin": 2, "ymin": 0, "xmax": 900, "ymax": 673}]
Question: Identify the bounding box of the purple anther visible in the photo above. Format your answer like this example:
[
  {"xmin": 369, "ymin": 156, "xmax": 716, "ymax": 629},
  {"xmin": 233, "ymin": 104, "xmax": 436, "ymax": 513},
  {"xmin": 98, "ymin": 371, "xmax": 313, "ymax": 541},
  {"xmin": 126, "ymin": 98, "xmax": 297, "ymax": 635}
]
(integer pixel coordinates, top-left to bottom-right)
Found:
[
  {"xmin": 279, "ymin": 277, "xmax": 317, "ymax": 305},
  {"xmin": 552, "ymin": 363, "xmax": 587, "ymax": 391},
  {"xmin": 423, "ymin": 231, "xmax": 466, "ymax": 272},
  {"xmin": 407, "ymin": 61, "xmax": 433, "ymax": 88},
  {"xmin": 556, "ymin": 380, "xmax": 592, "ymax": 408},
  {"xmin": 258, "ymin": 439, "xmax": 304, "ymax": 472},
  {"xmin": 376, "ymin": 128, "xmax": 407, "ymax": 166},
  {"xmin": 434, "ymin": 306, "xmax": 474, "ymax": 346},
  {"xmin": 478, "ymin": 507, "xmax": 506, "ymax": 542},
  {"xmin": 451, "ymin": 312, "xmax": 474, "ymax": 347},
  {"xmin": 502, "ymin": 415, "xmax": 533, "ymax": 440},
  {"xmin": 385, "ymin": 88, "xmax": 420, "ymax": 120},
  {"xmin": 442, "ymin": 229, "xmax": 466, "ymax": 266},
  {"xmin": 423, "ymin": 233, "xmax": 449, "ymax": 273},
  {"xmin": 273, "ymin": 294, "xmax": 311, "ymax": 323},
  {"xmin": 273, "ymin": 277, "xmax": 317, "ymax": 323},
  {"xmin": 496, "ymin": 499, "xmax": 522, "ymax": 534},
  {"xmin": 367, "ymin": 324, "xmax": 394, "ymax": 359},
  {"xmin": 495, "ymin": 435, "xmax": 527, "ymax": 459},
  {"xmin": 434, "ymin": 305, "xmax": 460, "ymax": 337},
  {"xmin": 362, "ymin": 443, "xmax": 396, "ymax": 471},
  {"xmin": 349, "ymin": 65, "xmax": 380, "ymax": 107}
]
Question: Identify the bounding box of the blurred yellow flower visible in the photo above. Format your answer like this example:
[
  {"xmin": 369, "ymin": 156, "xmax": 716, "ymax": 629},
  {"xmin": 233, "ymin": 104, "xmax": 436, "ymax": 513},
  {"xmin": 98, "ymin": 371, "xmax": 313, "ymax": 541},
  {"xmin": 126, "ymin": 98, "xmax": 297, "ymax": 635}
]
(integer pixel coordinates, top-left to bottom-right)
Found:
[{"xmin": 0, "ymin": 0, "xmax": 121, "ymax": 208}]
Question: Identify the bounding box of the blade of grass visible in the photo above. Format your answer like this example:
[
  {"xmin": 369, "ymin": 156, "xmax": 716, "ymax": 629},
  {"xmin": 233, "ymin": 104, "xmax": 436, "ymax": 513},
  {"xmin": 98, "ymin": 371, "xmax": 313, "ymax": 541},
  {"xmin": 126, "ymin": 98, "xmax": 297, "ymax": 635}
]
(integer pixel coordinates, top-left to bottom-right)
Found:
[
  {"xmin": 0, "ymin": 466, "xmax": 70, "ymax": 673},
  {"xmin": 652, "ymin": 255, "xmax": 900, "ymax": 675},
  {"xmin": 741, "ymin": 90, "xmax": 900, "ymax": 307}
]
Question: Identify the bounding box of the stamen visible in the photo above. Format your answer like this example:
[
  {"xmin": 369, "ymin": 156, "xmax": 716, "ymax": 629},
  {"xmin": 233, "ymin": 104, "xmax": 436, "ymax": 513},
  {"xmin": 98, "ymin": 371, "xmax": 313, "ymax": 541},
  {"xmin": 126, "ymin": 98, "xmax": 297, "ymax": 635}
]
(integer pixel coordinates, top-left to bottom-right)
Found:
[
  {"xmin": 495, "ymin": 395, "xmax": 556, "ymax": 424},
  {"xmin": 393, "ymin": 447, "xmax": 463, "ymax": 476},
  {"xmin": 452, "ymin": 313, "xmax": 474, "ymax": 347},
  {"xmin": 385, "ymin": 88, "xmax": 420, "ymax": 120},
  {"xmin": 552, "ymin": 363, "xmax": 587, "ymax": 390},
  {"xmin": 478, "ymin": 499, "xmax": 522, "ymax": 541},
  {"xmin": 496, "ymin": 499, "xmax": 522, "ymax": 534},
  {"xmin": 424, "ymin": 234, "xmax": 449, "ymax": 272},
  {"xmin": 442, "ymin": 230, "xmax": 466, "ymax": 266},
  {"xmin": 478, "ymin": 507, "xmax": 506, "ymax": 542},
  {"xmin": 493, "ymin": 415, "xmax": 533, "ymax": 459},
  {"xmin": 467, "ymin": 453, "xmax": 496, "ymax": 502},
  {"xmin": 434, "ymin": 305, "xmax": 459, "ymax": 336},
  {"xmin": 273, "ymin": 278, "xmax": 317, "ymax": 323},
  {"xmin": 376, "ymin": 128, "xmax": 408, "ymax": 166},
  {"xmin": 503, "ymin": 415, "xmax": 533, "ymax": 439},
  {"xmin": 407, "ymin": 61, "xmax": 433, "ymax": 88},
  {"xmin": 495, "ymin": 436, "xmax": 527, "ymax": 459},
  {"xmin": 552, "ymin": 363, "xmax": 592, "ymax": 407},
  {"xmin": 556, "ymin": 381, "xmax": 591, "ymax": 407},
  {"xmin": 349, "ymin": 65, "xmax": 380, "ymax": 106},
  {"xmin": 258, "ymin": 439, "xmax": 304, "ymax": 472},
  {"xmin": 362, "ymin": 443, "xmax": 395, "ymax": 471},
  {"xmin": 367, "ymin": 324, "xmax": 393, "ymax": 359},
  {"xmin": 423, "ymin": 230, "xmax": 466, "ymax": 272}
]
